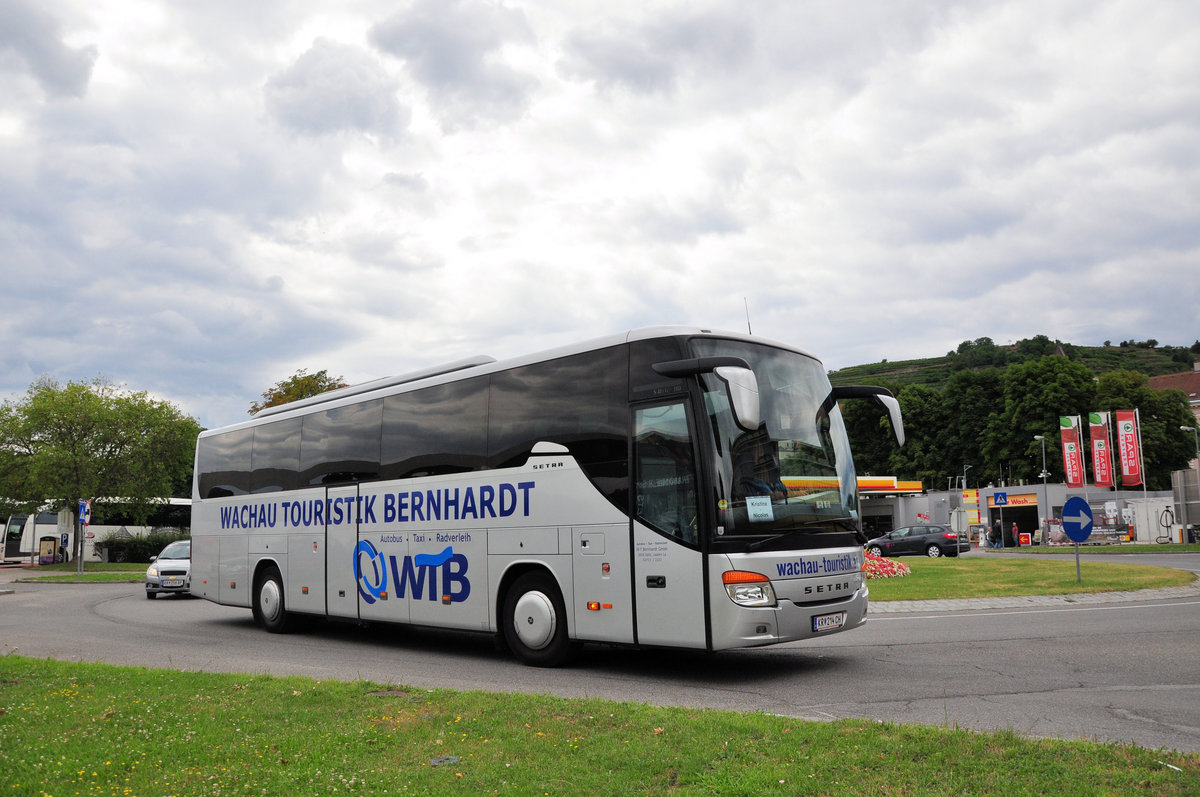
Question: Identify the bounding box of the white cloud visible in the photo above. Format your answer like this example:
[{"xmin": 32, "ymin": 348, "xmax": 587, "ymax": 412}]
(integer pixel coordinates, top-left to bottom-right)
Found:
[
  {"xmin": 369, "ymin": 0, "xmax": 537, "ymax": 130},
  {"xmin": 265, "ymin": 38, "xmax": 408, "ymax": 137},
  {"xmin": 1, "ymin": 0, "xmax": 1198, "ymax": 428},
  {"xmin": 0, "ymin": 0, "xmax": 97, "ymax": 97}
]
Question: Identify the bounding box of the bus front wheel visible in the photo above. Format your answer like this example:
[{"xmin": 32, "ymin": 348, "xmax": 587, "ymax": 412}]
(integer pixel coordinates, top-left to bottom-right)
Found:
[
  {"xmin": 253, "ymin": 565, "xmax": 291, "ymax": 633},
  {"xmin": 502, "ymin": 572, "xmax": 573, "ymax": 667}
]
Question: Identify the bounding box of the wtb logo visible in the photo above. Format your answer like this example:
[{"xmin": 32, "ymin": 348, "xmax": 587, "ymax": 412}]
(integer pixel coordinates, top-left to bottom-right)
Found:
[{"xmin": 354, "ymin": 540, "xmax": 471, "ymax": 605}]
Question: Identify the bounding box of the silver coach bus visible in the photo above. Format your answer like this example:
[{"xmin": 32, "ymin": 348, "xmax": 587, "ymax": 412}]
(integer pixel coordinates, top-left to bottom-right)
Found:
[{"xmin": 190, "ymin": 327, "xmax": 902, "ymax": 665}]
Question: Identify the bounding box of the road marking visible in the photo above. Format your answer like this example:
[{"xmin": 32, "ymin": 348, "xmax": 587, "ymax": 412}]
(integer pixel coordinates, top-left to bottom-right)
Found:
[{"xmin": 871, "ymin": 599, "xmax": 1200, "ymax": 621}]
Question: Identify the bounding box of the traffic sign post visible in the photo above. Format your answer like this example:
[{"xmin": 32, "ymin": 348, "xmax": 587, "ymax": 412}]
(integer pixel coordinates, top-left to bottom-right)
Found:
[{"xmin": 1061, "ymin": 496, "xmax": 1094, "ymax": 584}]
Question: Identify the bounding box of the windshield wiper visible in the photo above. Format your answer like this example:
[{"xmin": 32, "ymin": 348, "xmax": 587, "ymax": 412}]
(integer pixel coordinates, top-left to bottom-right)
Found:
[{"xmin": 744, "ymin": 518, "xmax": 858, "ymax": 550}]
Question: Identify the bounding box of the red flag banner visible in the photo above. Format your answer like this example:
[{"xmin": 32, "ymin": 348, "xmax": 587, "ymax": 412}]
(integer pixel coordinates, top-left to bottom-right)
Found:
[
  {"xmin": 1059, "ymin": 415, "xmax": 1084, "ymax": 489},
  {"xmin": 1089, "ymin": 412, "xmax": 1114, "ymax": 489},
  {"xmin": 1115, "ymin": 409, "xmax": 1142, "ymax": 487}
]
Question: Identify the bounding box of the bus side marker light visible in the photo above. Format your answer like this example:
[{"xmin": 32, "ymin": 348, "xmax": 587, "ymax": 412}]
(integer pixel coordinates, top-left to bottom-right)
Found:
[
  {"xmin": 602, "ymin": 563, "xmax": 610, "ymax": 574},
  {"xmin": 586, "ymin": 602, "xmax": 614, "ymax": 611},
  {"xmin": 302, "ymin": 586, "xmax": 309, "ymax": 595},
  {"xmin": 442, "ymin": 595, "xmax": 451, "ymax": 604}
]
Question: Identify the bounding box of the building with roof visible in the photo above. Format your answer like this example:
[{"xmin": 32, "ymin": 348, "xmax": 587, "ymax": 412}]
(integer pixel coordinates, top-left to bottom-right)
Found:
[{"xmin": 1149, "ymin": 362, "xmax": 1200, "ymax": 425}]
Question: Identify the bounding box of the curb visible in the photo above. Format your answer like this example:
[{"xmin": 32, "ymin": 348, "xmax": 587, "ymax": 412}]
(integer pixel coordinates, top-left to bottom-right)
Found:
[{"xmin": 869, "ymin": 582, "xmax": 1200, "ymax": 613}]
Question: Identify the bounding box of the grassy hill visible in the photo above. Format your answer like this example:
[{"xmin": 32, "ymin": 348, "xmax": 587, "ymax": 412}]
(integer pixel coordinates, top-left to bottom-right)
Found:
[{"xmin": 829, "ymin": 336, "xmax": 1198, "ymax": 389}]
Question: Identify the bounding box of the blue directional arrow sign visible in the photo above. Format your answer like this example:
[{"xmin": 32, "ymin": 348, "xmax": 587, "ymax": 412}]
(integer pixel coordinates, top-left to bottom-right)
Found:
[{"xmin": 1061, "ymin": 496, "xmax": 1094, "ymax": 543}]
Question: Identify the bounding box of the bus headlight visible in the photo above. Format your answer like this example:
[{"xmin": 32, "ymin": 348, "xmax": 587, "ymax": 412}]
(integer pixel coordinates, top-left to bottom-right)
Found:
[{"xmin": 722, "ymin": 570, "xmax": 776, "ymax": 607}]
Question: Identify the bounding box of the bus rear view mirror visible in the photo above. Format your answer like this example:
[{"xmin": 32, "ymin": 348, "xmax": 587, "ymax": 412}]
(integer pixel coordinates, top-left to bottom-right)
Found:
[
  {"xmin": 828, "ymin": 385, "xmax": 905, "ymax": 447},
  {"xmin": 713, "ymin": 366, "xmax": 760, "ymax": 431},
  {"xmin": 652, "ymin": 356, "xmax": 761, "ymax": 432}
]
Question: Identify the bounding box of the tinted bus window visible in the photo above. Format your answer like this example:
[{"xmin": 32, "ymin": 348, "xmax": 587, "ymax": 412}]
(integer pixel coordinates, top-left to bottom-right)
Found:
[
  {"xmin": 91, "ymin": 502, "xmax": 190, "ymax": 530},
  {"xmin": 629, "ymin": 337, "xmax": 686, "ymax": 400},
  {"xmin": 300, "ymin": 399, "xmax": 383, "ymax": 485},
  {"xmin": 488, "ymin": 346, "xmax": 629, "ymax": 508},
  {"xmin": 197, "ymin": 427, "xmax": 253, "ymax": 498},
  {"xmin": 381, "ymin": 377, "xmax": 488, "ymax": 479},
  {"xmin": 251, "ymin": 418, "xmax": 302, "ymax": 493}
]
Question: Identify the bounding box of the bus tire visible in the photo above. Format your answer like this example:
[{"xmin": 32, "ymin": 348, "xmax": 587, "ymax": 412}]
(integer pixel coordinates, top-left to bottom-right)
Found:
[
  {"xmin": 253, "ymin": 565, "xmax": 291, "ymax": 633},
  {"xmin": 502, "ymin": 571, "xmax": 573, "ymax": 667}
]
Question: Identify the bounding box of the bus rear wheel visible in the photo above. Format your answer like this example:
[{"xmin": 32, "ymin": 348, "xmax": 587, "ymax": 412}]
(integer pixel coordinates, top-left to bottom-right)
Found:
[
  {"xmin": 253, "ymin": 565, "xmax": 291, "ymax": 633},
  {"xmin": 502, "ymin": 572, "xmax": 573, "ymax": 667}
]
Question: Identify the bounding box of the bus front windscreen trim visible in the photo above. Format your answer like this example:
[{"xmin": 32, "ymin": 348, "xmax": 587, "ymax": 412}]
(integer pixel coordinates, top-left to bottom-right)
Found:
[{"xmin": 691, "ymin": 340, "xmax": 859, "ymax": 543}]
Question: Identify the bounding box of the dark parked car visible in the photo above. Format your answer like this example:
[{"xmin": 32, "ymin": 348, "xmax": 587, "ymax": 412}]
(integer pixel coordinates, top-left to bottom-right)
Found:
[{"xmin": 865, "ymin": 524, "xmax": 969, "ymax": 558}]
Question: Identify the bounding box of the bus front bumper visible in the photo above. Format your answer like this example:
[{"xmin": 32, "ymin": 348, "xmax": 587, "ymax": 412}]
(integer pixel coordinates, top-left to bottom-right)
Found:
[{"xmin": 711, "ymin": 585, "xmax": 869, "ymax": 650}]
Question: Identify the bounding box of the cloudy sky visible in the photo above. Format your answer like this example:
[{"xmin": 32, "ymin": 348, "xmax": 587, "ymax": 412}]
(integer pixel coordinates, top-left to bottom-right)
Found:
[{"xmin": 3, "ymin": 0, "xmax": 1198, "ymax": 429}]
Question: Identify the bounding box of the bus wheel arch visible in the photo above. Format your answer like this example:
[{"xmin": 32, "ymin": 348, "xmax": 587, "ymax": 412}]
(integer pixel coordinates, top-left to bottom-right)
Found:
[
  {"xmin": 499, "ymin": 567, "xmax": 574, "ymax": 667},
  {"xmin": 252, "ymin": 561, "xmax": 292, "ymax": 633}
]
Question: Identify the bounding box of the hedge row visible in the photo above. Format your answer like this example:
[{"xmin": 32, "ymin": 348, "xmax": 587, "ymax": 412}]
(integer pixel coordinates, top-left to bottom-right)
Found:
[{"xmin": 95, "ymin": 531, "xmax": 189, "ymax": 563}]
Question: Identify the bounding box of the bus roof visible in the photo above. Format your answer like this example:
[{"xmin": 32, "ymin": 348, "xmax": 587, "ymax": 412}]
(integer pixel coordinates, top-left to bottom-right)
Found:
[{"xmin": 205, "ymin": 326, "xmax": 817, "ymax": 438}]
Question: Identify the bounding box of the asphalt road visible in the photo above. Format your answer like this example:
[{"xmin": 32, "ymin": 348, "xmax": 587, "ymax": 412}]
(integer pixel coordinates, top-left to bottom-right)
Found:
[{"xmin": 3, "ymin": 555, "xmax": 1199, "ymax": 752}]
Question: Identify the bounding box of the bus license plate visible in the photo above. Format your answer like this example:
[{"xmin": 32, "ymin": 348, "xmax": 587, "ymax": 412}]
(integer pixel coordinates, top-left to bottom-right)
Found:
[{"xmin": 812, "ymin": 612, "xmax": 846, "ymax": 633}]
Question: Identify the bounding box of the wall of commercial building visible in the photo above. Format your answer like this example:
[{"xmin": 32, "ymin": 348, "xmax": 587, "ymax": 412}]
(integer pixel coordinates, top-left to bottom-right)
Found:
[{"xmin": 859, "ymin": 482, "xmax": 1182, "ymax": 545}]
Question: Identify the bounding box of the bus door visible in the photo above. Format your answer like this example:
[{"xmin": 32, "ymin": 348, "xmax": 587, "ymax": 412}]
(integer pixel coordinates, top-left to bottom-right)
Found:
[
  {"xmin": 632, "ymin": 402, "xmax": 707, "ymax": 648},
  {"xmin": 4, "ymin": 515, "xmax": 27, "ymax": 558},
  {"xmin": 325, "ymin": 484, "xmax": 366, "ymax": 621}
]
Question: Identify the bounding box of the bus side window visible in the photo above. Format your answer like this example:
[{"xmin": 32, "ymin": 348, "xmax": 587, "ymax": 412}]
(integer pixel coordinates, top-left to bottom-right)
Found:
[{"xmin": 634, "ymin": 403, "xmax": 698, "ymax": 545}]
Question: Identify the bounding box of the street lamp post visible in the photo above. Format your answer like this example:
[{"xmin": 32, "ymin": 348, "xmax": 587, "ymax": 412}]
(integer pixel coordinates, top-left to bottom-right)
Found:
[
  {"xmin": 1183, "ymin": 425, "xmax": 1199, "ymax": 465},
  {"xmin": 1183, "ymin": 426, "xmax": 1199, "ymax": 541},
  {"xmin": 1034, "ymin": 435, "xmax": 1049, "ymax": 544},
  {"xmin": 961, "ymin": 464, "xmax": 973, "ymax": 546}
]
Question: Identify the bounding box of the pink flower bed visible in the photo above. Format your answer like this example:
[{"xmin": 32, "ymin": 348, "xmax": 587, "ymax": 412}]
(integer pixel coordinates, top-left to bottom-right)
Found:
[{"xmin": 862, "ymin": 550, "xmax": 911, "ymax": 579}]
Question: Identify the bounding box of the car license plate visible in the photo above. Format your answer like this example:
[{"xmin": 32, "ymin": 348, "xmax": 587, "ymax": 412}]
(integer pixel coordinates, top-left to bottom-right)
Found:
[
  {"xmin": 812, "ymin": 612, "xmax": 846, "ymax": 633},
  {"xmin": 162, "ymin": 577, "xmax": 183, "ymax": 587}
]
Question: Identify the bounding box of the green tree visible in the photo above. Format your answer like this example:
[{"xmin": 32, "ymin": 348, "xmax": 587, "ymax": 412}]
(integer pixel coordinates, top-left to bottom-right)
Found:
[
  {"xmin": 838, "ymin": 379, "xmax": 902, "ymax": 476},
  {"xmin": 249, "ymin": 369, "xmax": 348, "ymax": 414},
  {"xmin": 1014, "ymin": 334, "xmax": 1056, "ymax": 357},
  {"xmin": 950, "ymin": 337, "xmax": 1004, "ymax": 370},
  {"xmin": 940, "ymin": 368, "xmax": 1004, "ymax": 488},
  {"xmin": 889, "ymin": 384, "xmax": 946, "ymax": 488},
  {"xmin": 0, "ymin": 377, "xmax": 201, "ymax": 563},
  {"xmin": 982, "ymin": 356, "xmax": 1097, "ymax": 486},
  {"xmin": 1094, "ymin": 370, "xmax": 1194, "ymax": 489}
]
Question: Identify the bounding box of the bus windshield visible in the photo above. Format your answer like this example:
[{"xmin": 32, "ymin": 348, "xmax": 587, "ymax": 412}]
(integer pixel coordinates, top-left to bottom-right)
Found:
[{"xmin": 692, "ymin": 339, "xmax": 858, "ymax": 541}]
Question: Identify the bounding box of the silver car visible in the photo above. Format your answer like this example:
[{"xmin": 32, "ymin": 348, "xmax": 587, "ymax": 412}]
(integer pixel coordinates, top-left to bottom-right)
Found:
[{"xmin": 145, "ymin": 539, "xmax": 191, "ymax": 599}]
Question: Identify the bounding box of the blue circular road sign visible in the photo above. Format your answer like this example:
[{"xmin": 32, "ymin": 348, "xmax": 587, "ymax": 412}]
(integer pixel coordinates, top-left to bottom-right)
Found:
[{"xmin": 1061, "ymin": 496, "xmax": 1094, "ymax": 543}]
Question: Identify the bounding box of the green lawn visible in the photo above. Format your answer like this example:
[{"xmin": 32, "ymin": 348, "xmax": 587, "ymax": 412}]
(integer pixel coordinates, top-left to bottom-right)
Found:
[
  {"xmin": 12, "ymin": 561, "xmax": 146, "ymax": 583},
  {"xmin": 1, "ymin": 656, "xmax": 1197, "ymax": 796},
  {"xmin": 16, "ymin": 552, "xmax": 1199, "ymax": 598},
  {"xmin": 867, "ymin": 556, "xmax": 1195, "ymax": 601}
]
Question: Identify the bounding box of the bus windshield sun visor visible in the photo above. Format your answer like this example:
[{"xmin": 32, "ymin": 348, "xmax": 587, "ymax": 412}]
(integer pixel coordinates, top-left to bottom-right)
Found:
[
  {"xmin": 651, "ymin": 356, "xmax": 752, "ymax": 378},
  {"xmin": 824, "ymin": 385, "xmax": 906, "ymax": 447},
  {"xmin": 653, "ymin": 357, "xmax": 760, "ymax": 431}
]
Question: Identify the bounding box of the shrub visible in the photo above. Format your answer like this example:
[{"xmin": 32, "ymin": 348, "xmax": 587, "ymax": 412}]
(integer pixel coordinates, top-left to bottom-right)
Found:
[{"xmin": 95, "ymin": 531, "xmax": 189, "ymax": 563}]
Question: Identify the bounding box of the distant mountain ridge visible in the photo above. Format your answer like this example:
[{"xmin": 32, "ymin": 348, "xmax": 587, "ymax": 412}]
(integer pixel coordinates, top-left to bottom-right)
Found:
[{"xmin": 829, "ymin": 335, "xmax": 1200, "ymax": 389}]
